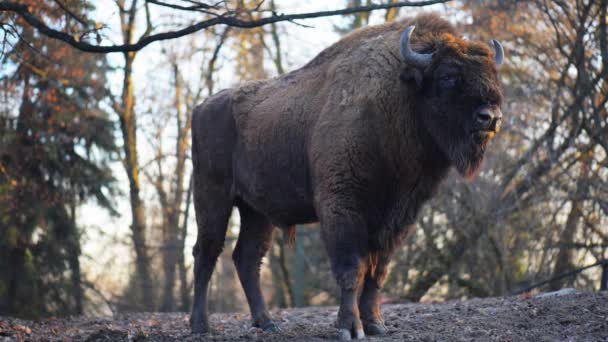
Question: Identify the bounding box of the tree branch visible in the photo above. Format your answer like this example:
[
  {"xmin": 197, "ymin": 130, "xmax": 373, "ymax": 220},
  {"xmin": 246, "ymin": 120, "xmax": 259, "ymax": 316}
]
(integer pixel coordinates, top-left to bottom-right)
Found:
[
  {"xmin": 0, "ymin": 0, "xmax": 450, "ymax": 53},
  {"xmin": 145, "ymin": 0, "xmax": 218, "ymax": 13},
  {"xmin": 52, "ymin": 0, "xmax": 89, "ymax": 27}
]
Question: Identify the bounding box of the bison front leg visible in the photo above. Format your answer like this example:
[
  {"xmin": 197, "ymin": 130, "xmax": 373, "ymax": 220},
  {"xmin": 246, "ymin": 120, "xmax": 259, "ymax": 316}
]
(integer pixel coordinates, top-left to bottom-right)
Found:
[
  {"xmin": 321, "ymin": 216, "xmax": 368, "ymax": 341},
  {"xmin": 232, "ymin": 203, "xmax": 280, "ymax": 332},
  {"xmin": 358, "ymin": 251, "xmax": 392, "ymax": 336},
  {"xmin": 359, "ymin": 227, "xmax": 411, "ymax": 336}
]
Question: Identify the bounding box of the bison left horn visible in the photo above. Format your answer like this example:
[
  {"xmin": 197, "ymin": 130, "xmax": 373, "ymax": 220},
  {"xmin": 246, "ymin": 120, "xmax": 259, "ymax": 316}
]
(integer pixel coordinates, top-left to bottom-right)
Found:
[
  {"xmin": 490, "ymin": 39, "xmax": 504, "ymax": 67},
  {"xmin": 400, "ymin": 26, "xmax": 433, "ymax": 68}
]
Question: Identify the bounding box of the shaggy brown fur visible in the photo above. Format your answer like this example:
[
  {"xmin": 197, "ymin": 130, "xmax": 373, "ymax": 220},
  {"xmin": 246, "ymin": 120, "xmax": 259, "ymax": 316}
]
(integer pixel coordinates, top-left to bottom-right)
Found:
[{"xmin": 190, "ymin": 13, "xmax": 503, "ymax": 340}]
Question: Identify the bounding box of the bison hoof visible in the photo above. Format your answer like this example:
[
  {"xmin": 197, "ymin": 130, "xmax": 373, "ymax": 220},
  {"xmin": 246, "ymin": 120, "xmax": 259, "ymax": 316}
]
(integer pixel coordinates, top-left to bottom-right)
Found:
[
  {"xmin": 363, "ymin": 320, "xmax": 387, "ymax": 336},
  {"xmin": 338, "ymin": 328, "xmax": 365, "ymax": 340},
  {"xmin": 259, "ymin": 321, "xmax": 281, "ymax": 333},
  {"xmin": 191, "ymin": 322, "xmax": 211, "ymax": 334},
  {"xmin": 338, "ymin": 329, "xmax": 352, "ymax": 341},
  {"xmin": 355, "ymin": 328, "xmax": 365, "ymax": 339},
  {"xmin": 336, "ymin": 309, "xmax": 365, "ymax": 340}
]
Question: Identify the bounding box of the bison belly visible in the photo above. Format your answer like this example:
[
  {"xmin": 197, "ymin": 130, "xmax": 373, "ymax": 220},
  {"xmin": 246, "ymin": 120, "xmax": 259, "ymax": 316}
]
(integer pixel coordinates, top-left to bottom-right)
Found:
[{"xmin": 232, "ymin": 115, "xmax": 317, "ymax": 227}]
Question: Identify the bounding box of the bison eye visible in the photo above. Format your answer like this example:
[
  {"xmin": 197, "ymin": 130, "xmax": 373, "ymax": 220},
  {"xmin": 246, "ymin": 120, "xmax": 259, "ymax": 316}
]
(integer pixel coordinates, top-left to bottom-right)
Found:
[{"xmin": 438, "ymin": 75, "xmax": 457, "ymax": 89}]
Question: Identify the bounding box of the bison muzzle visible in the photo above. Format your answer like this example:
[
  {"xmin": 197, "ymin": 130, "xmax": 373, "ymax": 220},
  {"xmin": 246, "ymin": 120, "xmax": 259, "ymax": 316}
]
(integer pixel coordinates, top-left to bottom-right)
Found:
[{"xmin": 190, "ymin": 14, "xmax": 504, "ymax": 340}]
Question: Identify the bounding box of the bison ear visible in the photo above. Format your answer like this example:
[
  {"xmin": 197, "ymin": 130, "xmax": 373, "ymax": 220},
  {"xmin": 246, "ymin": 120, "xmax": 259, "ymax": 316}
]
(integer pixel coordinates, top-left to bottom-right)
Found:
[{"xmin": 400, "ymin": 68, "xmax": 423, "ymax": 90}]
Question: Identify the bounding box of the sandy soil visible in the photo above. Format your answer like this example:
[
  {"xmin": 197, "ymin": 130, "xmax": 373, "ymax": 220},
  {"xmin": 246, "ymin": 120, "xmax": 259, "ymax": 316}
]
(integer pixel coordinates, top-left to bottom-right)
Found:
[{"xmin": 1, "ymin": 291, "xmax": 606, "ymax": 341}]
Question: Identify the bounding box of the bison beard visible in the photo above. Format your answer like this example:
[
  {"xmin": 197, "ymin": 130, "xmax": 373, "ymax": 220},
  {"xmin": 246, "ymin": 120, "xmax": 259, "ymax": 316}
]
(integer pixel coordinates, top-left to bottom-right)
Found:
[
  {"xmin": 420, "ymin": 116, "xmax": 491, "ymax": 181},
  {"xmin": 448, "ymin": 133, "xmax": 491, "ymax": 180},
  {"xmin": 189, "ymin": 13, "xmax": 504, "ymax": 341}
]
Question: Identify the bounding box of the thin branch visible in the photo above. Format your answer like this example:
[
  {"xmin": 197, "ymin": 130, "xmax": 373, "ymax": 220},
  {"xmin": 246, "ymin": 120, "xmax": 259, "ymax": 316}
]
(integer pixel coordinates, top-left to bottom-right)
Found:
[
  {"xmin": 205, "ymin": 27, "xmax": 229, "ymax": 95},
  {"xmin": 145, "ymin": 0, "xmax": 218, "ymax": 13},
  {"xmin": 52, "ymin": 0, "xmax": 89, "ymax": 27},
  {"xmin": 513, "ymin": 260, "xmax": 607, "ymax": 294},
  {"xmin": 142, "ymin": 0, "xmax": 154, "ymax": 38},
  {"xmin": 0, "ymin": 0, "xmax": 451, "ymax": 53}
]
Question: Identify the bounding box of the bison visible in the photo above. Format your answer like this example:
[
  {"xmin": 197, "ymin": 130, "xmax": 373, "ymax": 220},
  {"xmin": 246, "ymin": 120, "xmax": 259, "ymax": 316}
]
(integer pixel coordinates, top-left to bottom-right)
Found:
[{"xmin": 190, "ymin": 13, "xmax": 504, "ymax": 340}]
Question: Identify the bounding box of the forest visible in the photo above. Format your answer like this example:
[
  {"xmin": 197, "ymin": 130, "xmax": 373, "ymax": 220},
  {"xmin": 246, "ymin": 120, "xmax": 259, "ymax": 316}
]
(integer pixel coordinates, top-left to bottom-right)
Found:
[{"xmin": 0, "ymin": 0, "xmax": 607, "ymax": 340}]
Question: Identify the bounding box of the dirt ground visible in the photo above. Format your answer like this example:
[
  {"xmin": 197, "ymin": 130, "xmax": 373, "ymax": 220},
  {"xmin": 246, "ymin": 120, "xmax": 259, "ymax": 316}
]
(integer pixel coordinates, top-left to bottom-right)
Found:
[{"xmin": 1, "ymin": 291, "xmax": 606, "ymax": 341}]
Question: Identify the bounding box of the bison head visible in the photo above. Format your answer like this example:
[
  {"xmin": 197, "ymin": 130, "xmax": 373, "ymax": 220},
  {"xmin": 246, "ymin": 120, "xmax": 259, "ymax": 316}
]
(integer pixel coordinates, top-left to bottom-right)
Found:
[{"xmin": 400, "ymin": 26, "xmax": 504, "ymax": 179}]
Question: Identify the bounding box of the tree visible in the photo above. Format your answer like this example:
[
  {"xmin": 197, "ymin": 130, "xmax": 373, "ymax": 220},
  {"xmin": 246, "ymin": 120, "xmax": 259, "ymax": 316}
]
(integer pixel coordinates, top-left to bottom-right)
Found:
[
  {"xmin": 143, "ymin": 28, "xmax": 230, "ymax": 311},
  {"xmin": 110, "ymin": 0, "xmax": 155, "ymax": 311},
  {"xmin": 0, "ymin": 0, "xmax": 116, "ymax": 317}
]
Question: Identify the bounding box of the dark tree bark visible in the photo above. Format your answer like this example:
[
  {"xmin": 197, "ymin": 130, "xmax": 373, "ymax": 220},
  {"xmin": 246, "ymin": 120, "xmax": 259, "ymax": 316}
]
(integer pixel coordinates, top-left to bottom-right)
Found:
[{"xmin": 68, "ymin": 200, "xmax": 83, "ymax": 315}]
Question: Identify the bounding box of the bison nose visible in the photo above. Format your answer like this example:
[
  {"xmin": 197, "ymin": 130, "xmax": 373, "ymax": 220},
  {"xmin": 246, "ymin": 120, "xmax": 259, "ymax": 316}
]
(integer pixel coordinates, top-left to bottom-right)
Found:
[
  {"xmin": 476, "ymin": 108, "xmax": 493, "ymax": 125},
  {"xmin": 475, "ymin": 108, "xmax": 502, "ymax": 132}
]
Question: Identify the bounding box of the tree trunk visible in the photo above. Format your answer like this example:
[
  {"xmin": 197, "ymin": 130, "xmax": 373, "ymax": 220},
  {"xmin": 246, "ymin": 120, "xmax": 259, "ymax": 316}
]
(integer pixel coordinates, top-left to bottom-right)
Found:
[
  {"xmin": 6, "ymin": 246, "xmax": 27, "ymax": 315},
  {"xmin": 384, "ymin": 0, "xmax": 400, "ymax": 22},
  {"xmin": 178, "ymin": 175, "xmax": 193, "ymax": 311},
  {"xmin": 269, "ymin": 246, "xmax": 288, "ymax": 308},
  {"xmin": 278, "ymin": 237, "xmax": 295, "ymax": 307},
  {"xmin": 292, "ymin": 226, "xmax": 306, "ymax": 307},
  {"xmin": 160, "ymin": 63, "xmax": 191, "ymax": 311},
  {"xmin": 114, "ymin": 0, "xmax": 154, "ymax": 310},
  {"xmin": 405, "ymin": 220, "xmax": 486, "ymax": 302},
  {"xmin": 351, "ymin": 0, "xmax": 372, "ymax": 28},
  {"xmin": 68, "ymin": 200, "xmax": 83, "ymax": 315},
  {"xmin": 4, "ymin": 75, "xmax": 40, "ymax": 318},
  {"xmin": 235, "ymin": 0, "xmax": 267, "ymax": 81},
  {"xmin": 548, "ymin": 201, "xmax": 582, "ymax": 291},
  {"xmin": 120, "ymin": 50, "xmax": 154, "ymax": 310},
  {"xmin": 549, "ymin": 154, "xmax": 590, "ymax": 291},
  {"xmin": 269, "ymin": 0, "xmax": 285, "ymax": 75}
]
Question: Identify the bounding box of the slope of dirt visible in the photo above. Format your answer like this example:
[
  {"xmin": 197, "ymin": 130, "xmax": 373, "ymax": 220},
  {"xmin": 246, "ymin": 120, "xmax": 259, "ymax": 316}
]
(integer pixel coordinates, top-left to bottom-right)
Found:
[{"xmin": 1, "ymin": 291, "xmax": 607, "ymax": 341}]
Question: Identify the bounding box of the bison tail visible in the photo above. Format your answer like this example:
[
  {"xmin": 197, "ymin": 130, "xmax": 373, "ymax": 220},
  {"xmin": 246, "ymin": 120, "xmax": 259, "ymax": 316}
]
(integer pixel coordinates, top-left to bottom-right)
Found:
[{"xmin": 283, "ymin": 225, "xmax": 296, "ymax": 246}]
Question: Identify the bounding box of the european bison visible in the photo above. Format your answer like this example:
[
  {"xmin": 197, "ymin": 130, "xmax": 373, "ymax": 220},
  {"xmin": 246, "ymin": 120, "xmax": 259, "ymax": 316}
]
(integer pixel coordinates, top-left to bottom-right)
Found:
[{"xmin": 190, "ymin": 13, "xmax": 504, "ymax": 340}]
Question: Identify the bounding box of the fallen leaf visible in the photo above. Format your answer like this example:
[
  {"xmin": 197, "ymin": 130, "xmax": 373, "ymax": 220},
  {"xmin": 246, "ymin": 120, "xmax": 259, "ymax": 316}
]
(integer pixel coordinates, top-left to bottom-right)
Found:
[
  {"xmin": 146, "ymin": 319, "xmax": 161, "ymax": 327},
  {"xmin": 14, "ymin": 325, "xmax": 32, "ymax": 335},
  {"xmin": 518, "ymin": 292, "xmax": 533, "ymax": 300}
]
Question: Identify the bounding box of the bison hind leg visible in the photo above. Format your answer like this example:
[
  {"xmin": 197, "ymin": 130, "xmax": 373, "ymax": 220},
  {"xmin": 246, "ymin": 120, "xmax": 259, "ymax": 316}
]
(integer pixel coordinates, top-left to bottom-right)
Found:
[{"xmin": 190, "ymin": 188, "xmax": 233, "ymax": 334}]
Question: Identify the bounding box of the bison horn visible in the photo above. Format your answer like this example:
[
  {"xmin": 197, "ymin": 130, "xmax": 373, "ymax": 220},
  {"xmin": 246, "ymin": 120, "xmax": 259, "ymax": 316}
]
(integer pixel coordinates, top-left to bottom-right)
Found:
[
  {"xmin": 490, "ymin": 39, "xmax": 504, "ymax": 67},
  {"xmin": 400, "ymin": 26, "xmax": 433, "ymax": 68}
]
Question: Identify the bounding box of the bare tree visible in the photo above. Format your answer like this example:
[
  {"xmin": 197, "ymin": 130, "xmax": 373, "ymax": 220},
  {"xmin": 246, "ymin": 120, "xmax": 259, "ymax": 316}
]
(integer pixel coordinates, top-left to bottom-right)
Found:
[{"xmin": 111, "ymin": 0, "xmax": 155, "ymax": 310}]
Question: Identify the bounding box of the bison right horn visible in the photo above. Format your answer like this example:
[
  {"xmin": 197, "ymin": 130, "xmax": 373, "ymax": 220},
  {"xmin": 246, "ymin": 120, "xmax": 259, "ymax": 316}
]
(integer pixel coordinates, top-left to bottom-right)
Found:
[{"xmin": 400, "ymin": 26, "xmax": 433, "ymax": 68}]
